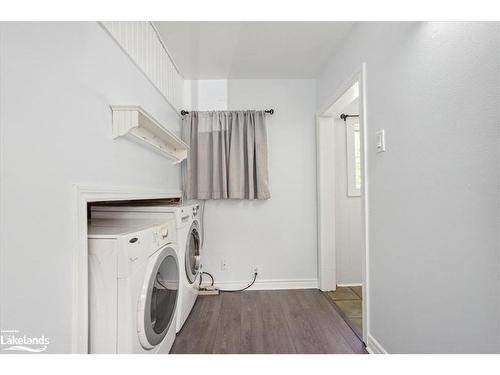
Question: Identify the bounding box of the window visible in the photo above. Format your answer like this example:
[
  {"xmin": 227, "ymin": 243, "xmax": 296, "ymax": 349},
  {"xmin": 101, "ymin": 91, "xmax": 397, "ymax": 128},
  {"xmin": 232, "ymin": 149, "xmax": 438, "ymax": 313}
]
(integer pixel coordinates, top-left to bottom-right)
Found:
[{"xmin": 346, "ymin": 121, "xmax": 362, "ymax": 196}]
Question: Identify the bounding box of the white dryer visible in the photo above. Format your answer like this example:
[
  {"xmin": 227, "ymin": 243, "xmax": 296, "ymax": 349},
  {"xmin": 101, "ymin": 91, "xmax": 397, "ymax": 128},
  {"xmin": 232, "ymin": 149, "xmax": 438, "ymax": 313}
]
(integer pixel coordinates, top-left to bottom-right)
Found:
[
  {"xmin": 88, "ymin": 217, "xmax": 179, "ymax": 354},
  {"xmin": 92, "ymin": 203, "xmax": 202, "ymax": 333}
]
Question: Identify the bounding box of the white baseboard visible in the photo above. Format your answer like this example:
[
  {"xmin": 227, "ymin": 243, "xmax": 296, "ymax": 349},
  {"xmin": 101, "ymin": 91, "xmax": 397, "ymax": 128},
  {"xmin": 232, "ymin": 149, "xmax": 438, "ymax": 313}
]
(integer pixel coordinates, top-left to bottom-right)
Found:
[
  {"xmin": 366, "ymin": 334, "xmax": 388, "ymax": 354},
  {"xmin": 337, "ymin": 283, "xmax": 362, "ymax": 287},
  {"xmin": 215, "ymin": 278, "xmax": 318, "ymax": 291}
]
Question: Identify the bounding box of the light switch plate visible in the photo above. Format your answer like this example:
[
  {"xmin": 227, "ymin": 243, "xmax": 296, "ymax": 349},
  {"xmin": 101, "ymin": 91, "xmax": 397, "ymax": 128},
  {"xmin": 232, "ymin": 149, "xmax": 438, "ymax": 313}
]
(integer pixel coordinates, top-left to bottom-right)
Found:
[{"xmin": 376, "ymin": 130, "xmax": 386, "ymax": 153}]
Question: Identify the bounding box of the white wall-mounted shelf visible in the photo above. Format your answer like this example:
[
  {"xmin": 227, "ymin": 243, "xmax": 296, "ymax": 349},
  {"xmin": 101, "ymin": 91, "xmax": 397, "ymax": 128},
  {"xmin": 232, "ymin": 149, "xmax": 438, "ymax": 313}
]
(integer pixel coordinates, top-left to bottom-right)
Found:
[{"xmin": 111, "ymin": 105, "xmax": 189, "ymax": 164}]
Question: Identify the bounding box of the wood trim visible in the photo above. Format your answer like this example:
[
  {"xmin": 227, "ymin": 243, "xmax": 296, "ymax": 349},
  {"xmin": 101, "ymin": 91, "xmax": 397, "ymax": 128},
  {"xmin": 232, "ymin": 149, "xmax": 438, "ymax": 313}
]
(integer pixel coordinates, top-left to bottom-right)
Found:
[
  {"xmin": 71, "ymin": 184, "xmax": 182, "ymax": 353},
  {"xmin": 316, "ymin": 116, "xmax": 336, "ymax": 291},
  {"xmin": 359, "ymin": 63, "xmax": 370, "ymax": 344},
  {"xmin": 366, "ymin": 334, "xmax": 388, "ymax": 354},
  {"xmin": 215, "ymin": 278, "xmax": 318, "ymax": 291},
  {"xmin": 316, "ymin": 63, "xmax": 370, "ymax": 344}
]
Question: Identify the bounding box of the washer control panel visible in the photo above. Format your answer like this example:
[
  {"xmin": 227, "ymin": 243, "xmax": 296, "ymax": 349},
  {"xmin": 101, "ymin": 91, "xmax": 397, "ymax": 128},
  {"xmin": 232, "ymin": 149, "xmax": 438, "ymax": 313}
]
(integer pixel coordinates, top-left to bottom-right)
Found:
[
  {"xmin": 159, "ymin": 226, "xmax": 169, "ymax": 239},
  {"xmin": 154, "ymin": 218, "xmax": 176, "ymax": 246}
]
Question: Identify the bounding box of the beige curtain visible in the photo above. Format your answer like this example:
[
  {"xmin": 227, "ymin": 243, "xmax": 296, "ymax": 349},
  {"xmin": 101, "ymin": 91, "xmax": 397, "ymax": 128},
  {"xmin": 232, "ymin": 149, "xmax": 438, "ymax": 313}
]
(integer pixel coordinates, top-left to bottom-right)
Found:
[{"xmin": 182, "ymin": 111, "xmax": 270, "ymax": 200}]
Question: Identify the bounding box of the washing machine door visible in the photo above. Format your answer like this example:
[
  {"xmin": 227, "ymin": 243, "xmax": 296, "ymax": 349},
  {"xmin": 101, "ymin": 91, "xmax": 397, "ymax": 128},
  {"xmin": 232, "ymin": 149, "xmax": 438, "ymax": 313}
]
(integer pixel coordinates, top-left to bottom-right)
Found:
[
  {"xmin": 185, "ymin": 221, "xmax": 201, "ymax": 284},
  {"xmin": 137, "ymin": 245, "xmax": 179, "ymax": 349}
]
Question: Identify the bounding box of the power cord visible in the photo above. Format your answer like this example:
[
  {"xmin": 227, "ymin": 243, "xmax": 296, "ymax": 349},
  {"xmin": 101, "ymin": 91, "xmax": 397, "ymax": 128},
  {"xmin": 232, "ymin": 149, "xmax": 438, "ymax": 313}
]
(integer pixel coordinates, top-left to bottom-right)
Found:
[
  {"xmin": 219, "ymin": 272, "xmax": 258, "ymax": 293},
  {"xmin": 197, "ymin": 203, "xmax": 258, "ymax": 293},
  {"xmin": 199, "ymin": 270, "xmax": 258, "ymax": 293},
  {"xmin": 199, "ymin": 271, "xmax": 214, "ymax": 288}
]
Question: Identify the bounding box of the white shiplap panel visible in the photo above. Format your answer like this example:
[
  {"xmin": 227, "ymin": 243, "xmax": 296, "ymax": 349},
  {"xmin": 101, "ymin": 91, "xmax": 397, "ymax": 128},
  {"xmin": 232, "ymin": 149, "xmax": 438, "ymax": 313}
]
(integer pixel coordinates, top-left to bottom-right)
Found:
[
  {"xmin": 153, "ymin": 29, "xmax": 159, "ymax": 92},
  {"xmin": 129, "ymin": 22, "xmax": 137, "ymax": 63},
  {"xmin": 100, "ymin": 21, "xmax": 183, "ymax": 114},
  {"xmin": 160, "ymin": 52, "xmax": 166, "ymax": 96},
  {"xmin": 138, "ymin": 22, "xmax": 145, "ymax": 71}
]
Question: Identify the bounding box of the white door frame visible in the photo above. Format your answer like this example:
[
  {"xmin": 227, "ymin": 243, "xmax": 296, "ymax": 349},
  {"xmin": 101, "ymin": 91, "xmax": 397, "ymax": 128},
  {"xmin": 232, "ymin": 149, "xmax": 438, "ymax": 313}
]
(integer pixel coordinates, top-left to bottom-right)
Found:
[
  {"xmin": 71, "ymin": 184, "xmax": 182, "ymax": 353},
  {"xmin": 316, "ymin": 63, "xmax": 369, "ymax": 342}
]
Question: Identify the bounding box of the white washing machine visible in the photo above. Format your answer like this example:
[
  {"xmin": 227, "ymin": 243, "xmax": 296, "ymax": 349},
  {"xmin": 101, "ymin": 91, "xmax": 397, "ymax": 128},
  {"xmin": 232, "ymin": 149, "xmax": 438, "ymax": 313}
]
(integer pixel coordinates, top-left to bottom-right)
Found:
[
  {"xmin": 92, "ymin": 203, "xmax": 202, "ymax": 333},
  {"xmin": 88, "ymin": 217, "xmax": 179, "ymax": 354}
]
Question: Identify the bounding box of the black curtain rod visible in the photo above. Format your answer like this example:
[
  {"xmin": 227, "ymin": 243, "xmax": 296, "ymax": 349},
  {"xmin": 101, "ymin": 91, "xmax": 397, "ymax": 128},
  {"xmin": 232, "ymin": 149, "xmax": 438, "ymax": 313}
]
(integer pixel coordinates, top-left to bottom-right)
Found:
[
  {"xmin": 340, "ymin": 113, "xmax": 359, "ymax": 121},
  {"xmin": 181, "ymin": 109, "xmax": 274, "ymax": 116}
]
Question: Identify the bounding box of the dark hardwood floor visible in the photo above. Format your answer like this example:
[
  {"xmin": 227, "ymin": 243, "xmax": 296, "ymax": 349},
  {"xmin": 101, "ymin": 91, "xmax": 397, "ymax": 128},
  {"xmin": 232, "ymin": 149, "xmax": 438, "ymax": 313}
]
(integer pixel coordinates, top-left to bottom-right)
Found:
[{"xmin": 171, "ymin": 289, "xmax": 367, "ymax": 354}]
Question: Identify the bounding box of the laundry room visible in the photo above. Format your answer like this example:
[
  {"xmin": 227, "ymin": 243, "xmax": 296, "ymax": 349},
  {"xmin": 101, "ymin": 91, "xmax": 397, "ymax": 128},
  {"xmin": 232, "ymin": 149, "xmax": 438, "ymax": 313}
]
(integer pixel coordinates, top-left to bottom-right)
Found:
[
  {"xmin": 2, "ymin": 3, "xmax": 500, "ymax": 369},
  {"xmin": 0, "ymin": 21, "xmax": 321, "ymax": 354},
  {"xmin": 83, "ymin": 73, "xmax": 319, "ymax": 355}
]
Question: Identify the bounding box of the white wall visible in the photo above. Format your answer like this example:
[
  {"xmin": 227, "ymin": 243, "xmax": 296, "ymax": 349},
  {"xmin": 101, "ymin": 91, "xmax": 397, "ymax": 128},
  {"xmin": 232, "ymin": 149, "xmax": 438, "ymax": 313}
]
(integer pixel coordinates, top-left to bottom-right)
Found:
[
  {"xmin": 317, "ymin": 22, "xmax": 500, "ymax": 353},
  {"xmin": 184, "ymin": 79, "xmax": 228, "ymax": 111},
  {"xmin": 186, "ymin": 79, "xmax": 318, "ymax": 288},
  {"xmin": 0, "ymin": 22, "xmax": 182, "ymax": 353},
  {"xmin": 334, "ymin": 117, "xmax": 363, "ymax": 285}
]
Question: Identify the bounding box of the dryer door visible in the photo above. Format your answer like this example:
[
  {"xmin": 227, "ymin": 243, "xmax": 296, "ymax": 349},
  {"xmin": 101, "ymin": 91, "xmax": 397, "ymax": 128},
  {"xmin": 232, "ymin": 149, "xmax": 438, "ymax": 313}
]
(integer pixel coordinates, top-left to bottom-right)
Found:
[
  {"xmin": 185, "ymin": 221, "xmax": 201, "ymax": 284},
  {"xmin": 137, "ymin": 245, "xmax": 179, "ymax": 349}
]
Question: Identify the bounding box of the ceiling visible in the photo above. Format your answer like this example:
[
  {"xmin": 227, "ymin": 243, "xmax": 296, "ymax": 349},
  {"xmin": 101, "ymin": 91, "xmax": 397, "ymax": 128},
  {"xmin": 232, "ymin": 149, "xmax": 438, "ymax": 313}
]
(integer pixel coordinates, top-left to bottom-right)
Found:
[{"xmin": 154, "ymin": 22, "xmax": 354, "ymax": 79}]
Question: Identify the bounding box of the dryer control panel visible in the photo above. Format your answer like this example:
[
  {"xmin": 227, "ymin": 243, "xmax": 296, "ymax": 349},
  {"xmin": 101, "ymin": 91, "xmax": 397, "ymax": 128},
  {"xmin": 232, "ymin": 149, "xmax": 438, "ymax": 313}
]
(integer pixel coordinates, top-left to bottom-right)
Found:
[{"xmin": 192, "ymin": 204, "xmax": 200, "ymax": 217}]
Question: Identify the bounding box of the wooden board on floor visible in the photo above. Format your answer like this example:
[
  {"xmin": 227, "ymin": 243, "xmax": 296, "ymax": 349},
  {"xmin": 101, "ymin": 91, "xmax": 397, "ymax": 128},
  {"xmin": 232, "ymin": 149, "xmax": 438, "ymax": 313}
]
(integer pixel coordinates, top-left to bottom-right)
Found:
[
  {"xmin": 212, "ymin": 292, "xmax": 242, "ymax": 354},
  {"xmin": 241, "ymin": 290, "xmax": 296, "ymax": 354},
  {"xmin": 170, "ymin": 292, "xmax": 222, "ymax": 353},
  {"xmin": 171, "ymin": 289, "xmax": 367, "ymax": 354}
]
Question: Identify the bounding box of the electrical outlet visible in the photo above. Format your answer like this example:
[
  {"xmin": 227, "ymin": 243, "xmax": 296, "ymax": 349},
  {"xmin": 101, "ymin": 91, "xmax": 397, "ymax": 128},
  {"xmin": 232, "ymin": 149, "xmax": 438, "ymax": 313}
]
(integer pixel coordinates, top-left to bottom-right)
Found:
[
  {"xmin": 252, "ymin": 265, "xmax": 260, "ymax": 275},
  {"xmin": 221, "ymin": 259, "xmax": 229, "ymax": 271}
]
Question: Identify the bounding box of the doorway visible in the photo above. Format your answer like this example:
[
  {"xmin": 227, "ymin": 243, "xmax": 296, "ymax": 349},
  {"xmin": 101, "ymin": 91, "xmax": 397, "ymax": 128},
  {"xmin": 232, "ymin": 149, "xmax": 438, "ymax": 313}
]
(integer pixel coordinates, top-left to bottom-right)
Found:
[{"xmin": 316, "ymin": 66, "xmax": 369, "ymax": 343}]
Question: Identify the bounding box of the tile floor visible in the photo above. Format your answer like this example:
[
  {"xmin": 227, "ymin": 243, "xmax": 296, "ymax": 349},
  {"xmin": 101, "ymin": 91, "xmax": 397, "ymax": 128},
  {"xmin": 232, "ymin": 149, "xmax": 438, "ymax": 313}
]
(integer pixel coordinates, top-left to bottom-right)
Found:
[{"xmin": 325, "ymin": 286, "xmax": 362, "ymax": 337}]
